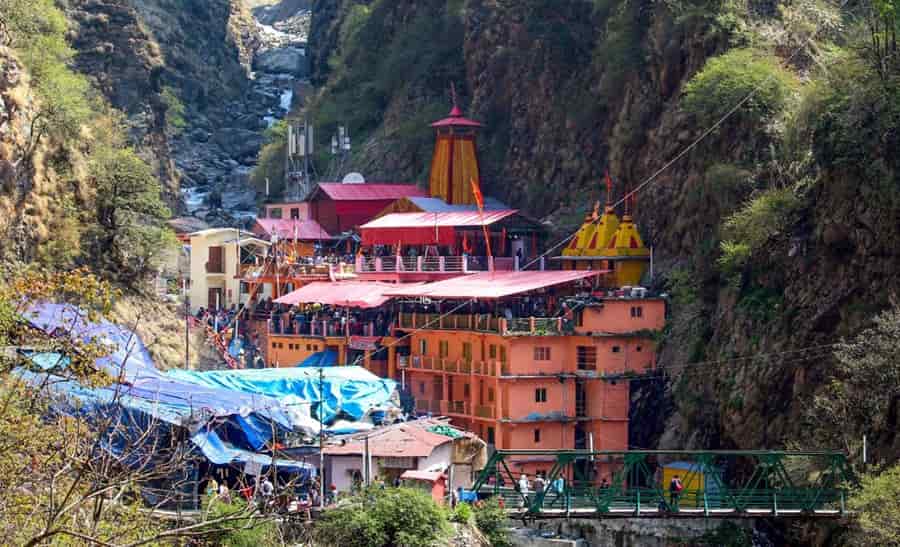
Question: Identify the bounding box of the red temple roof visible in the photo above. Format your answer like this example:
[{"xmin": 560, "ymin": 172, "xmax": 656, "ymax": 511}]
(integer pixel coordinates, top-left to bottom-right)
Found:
[
  {"xmin": 431, "ymin": 105, "xmax": 483, "ymax": 128},
  {"xmin": 314, "ymin": 183, "xmax": 428, "ymax": 201}
]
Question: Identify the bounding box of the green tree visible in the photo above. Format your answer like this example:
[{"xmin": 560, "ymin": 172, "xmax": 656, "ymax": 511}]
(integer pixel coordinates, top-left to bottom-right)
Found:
[
  {"xmin": 810, "ymin": 304, "xmax": 900, "ymax": 456},
  {"xmin": 86, "ymin": 147, "xmax": 173, "ymax": 282},
  {"xmin": 847, "ymin": 464, "xmax": 900, "ymax": 546},
  {"xmin": 251, "ymin": 120, "xmax": 288, "ymax": 199},
  {"xmin": 314, "ymin": 488, "xmax": 450, "ymax": 547}
]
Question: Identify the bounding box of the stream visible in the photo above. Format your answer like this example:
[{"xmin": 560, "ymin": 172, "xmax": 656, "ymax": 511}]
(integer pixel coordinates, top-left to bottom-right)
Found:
[{"xmin": 173, "ymin": 2, "xmax": 310, "ymax": 226}]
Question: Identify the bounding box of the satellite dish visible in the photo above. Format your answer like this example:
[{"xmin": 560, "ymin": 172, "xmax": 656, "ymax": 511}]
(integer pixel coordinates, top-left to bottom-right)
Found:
[{"xmin": 342, "ymin": 172, "xmax": 365, "ymax": 184}]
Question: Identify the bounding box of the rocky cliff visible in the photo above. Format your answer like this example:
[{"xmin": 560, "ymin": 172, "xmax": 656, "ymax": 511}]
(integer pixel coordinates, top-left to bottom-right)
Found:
[{"xmin": 308, "ymin": 0, "xmax": 900, "ymax": 458}]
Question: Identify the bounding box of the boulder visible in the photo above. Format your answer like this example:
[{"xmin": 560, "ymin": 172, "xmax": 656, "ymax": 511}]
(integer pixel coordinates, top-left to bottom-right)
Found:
[
  {"xmin": 213, "ymin": 129, "xmax": 265, "ymax": 158},
  {"xmin": 254, "ymin": 47, "xmax": 306, "ymax": 76}
]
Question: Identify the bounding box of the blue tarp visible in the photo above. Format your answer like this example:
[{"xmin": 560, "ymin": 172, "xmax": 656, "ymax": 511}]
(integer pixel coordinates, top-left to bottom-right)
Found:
[
  {"xmin": 166, "ymin": 366, "xmax": 397, "ymax": 425},
  {"xmin": 24, "ymin": 303, "xmax": 162, "ymax": 381},
  {"xmin": 191, "ymin": 429, "xmax": 315, "ymax": 477},
  {"xmin": 297, "ymin": 350, "xmax": 338, "ymax": 368}
]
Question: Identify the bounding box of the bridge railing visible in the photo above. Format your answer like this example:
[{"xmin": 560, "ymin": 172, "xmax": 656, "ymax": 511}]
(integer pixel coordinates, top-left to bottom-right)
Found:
[{"xmin": 471, "ymin": 449, "xmax": 852, "ymax": 518}]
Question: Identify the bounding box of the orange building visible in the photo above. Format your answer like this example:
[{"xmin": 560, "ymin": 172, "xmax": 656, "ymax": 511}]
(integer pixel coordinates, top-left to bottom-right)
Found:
[{"xmin": 386, "ymin": 270, "xmax": 665, "ymax": 480}]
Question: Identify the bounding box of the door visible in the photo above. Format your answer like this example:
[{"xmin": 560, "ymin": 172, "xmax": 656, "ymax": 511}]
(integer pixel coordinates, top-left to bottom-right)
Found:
[{"xmin": 208, "ymin": 288, "xmax": 224, "ymax": 310}]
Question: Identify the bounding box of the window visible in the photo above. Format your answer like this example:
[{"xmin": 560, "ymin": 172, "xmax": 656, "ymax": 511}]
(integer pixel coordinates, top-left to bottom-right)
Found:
[
  {"xmin": 269, "ymin": 208, "xmax": 283, "ymax": 219},
  {"xmin": 462, "ymin": 342, "xmax": 472, "ymax": 362},
  {"xmin": 534, "ymin": 429, "xmax": 541, "ymax": 443},
  {"xmin": 288, "ymin": 344, "xmax": 294, "ymax": 350},
  {"xmin": 419, "ymin": 339, "xmax": 427, "ymax": 355},
  {"xmin": 419, "ymin": 382, "xmax": 426, "ymax": 395},
  {"xmin": 240, "ymin": 282, "xmax": 249, "ymax": 294},
  {"xmin": 577, "ymin": 346, "xmax": 597, "ymax": 371},
  {"xmin": 636, "ymin": 345, "xmax": 643, "ymax": 352},
  {"xmin": 575, "ymin": 309, "xmax": 584, "ymax": 327},
  {"xmin": 290, "ymin": 208, "xmax": 300, "ymax": 219},
  {"xmin": 464, "ymin": 383, "xmax": 470, "ymax": 398},
  {"xmin": 534, "ymin": 347, "xmax": 551, "ymax": 361},
  {"xmin": 306, "ymin": 344, "xmax": 312, "ymax": 351},
  {"xmin": 439, "ymin": 340, "xmax": 449, "ymax": 358},
  {"xmin": 499, "ymin": 346, "xmax": 507, "ymax": 362},
  {"xmin": 487, "ymin": 387, "xmax": 495, "ymax": 402},
  {"xmin": 489, "ymin": 344, "xmax": 497, "ymax": 359},
  {"xmin": 535, "ymin": 388, "xmax": 547, "ymax": 403},
  {"xmin": 612, "ymin": 345, "xmax": 621, "ymax": 353},
  {"xmin": 487, "ymin": 427, "xmax": 495, "ymax": 445},
  {"xmin": 631, "ymin": 306, "xmax": 643, "ymax": 318}
]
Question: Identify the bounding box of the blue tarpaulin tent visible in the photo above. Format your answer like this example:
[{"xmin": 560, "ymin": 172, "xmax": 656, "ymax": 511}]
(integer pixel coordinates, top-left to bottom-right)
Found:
[
  {"xmin": 297, "ymin": 350, "xmax": 338, "ymax": 367},
  {"xmin": 166, "ymin": 366, "xmax": 398, "ymax": 425}
]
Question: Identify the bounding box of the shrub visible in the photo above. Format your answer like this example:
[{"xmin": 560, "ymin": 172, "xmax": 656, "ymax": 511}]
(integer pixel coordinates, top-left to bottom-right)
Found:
[
  {"xmin": 683, "ymin": 48, "xmax": 797, "ymax": 129},
  {"xmin": 202, "ymin": 499, "xmax": 280, "ymax": 547},
  {"xmin": 717, "ymin": 186, "xmax": 800, "ymax": 273},
  {"xmin": 314, "ymin": 488, "xmax": 450, "ymax": 547},
  {"xmin": 848, "ymin": 464, "xmax": 900, "ymax": 546},
  {"xmin": 473, "ymin": 498, "xmax": 511, "ymax": 547},
  {"xmin": 451, "ymin": 501, "xmax": 473, "ymax": 523}
]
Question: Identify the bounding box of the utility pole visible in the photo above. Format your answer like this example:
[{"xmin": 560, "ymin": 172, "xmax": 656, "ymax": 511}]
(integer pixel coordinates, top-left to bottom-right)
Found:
[
  {"xmin": 319, "ymin": 366, "xmax": 325, "ymax": 510},
  {"xmin": 183, "ymin": 278, "xmax": 190, "ymax": 369}
]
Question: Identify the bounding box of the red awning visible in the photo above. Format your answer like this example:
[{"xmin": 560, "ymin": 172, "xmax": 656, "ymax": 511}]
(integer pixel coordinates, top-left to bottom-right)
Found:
[
  {"xmin": 274, "ymin": 282, "xmax": 398, "ymax": 309},
  {"xmin": 360, "ymin": 210, "xmax": 517, "ymax": 246},
  {"xmin": 384, "ymin": 270, "xmax": 603, "ymax": 299}
]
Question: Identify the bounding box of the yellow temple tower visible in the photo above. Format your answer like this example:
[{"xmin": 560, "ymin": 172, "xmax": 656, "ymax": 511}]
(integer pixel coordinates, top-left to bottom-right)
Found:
[
  {"xmin": 428, "ymin": 92, "xmax": 483, "ymax": 206},
  {"xmin": 555, "ymin": 176, "xmax": 650, "ymax": 286}
]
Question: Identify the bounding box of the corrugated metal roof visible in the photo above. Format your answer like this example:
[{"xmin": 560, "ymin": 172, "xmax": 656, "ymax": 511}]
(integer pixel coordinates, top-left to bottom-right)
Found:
[
  {"xmin": 254, "ymin": 218, "xmax": 333, "ymax": 240},
  {"xmin": 361, "ymin": 210, "xmax": 517, "ymax": 229},
  {"xmin": 315, "ymin": 183, "xmax": 428, "ymax": 201},
  {"xmin": 384, "ymin": 270, "xmax": 602, "ymax": 299}
]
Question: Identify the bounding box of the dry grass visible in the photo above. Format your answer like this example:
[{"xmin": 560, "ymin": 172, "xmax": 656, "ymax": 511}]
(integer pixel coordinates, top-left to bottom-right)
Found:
[{"xmin": 112, "ymin": 295, "xmax": 220, "ymax": 371}]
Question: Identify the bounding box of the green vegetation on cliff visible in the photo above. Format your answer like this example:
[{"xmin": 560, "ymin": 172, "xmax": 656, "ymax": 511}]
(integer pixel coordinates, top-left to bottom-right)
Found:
[{"xmin": 0, "ymin": 0, "xmax": 174, "ymax": 284}]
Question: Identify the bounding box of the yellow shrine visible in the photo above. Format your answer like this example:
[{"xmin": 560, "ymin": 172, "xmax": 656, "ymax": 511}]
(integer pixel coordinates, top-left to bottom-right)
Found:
[{"xmin": 556, "ymin": 179, "xmax": 650, "ymax": 287}]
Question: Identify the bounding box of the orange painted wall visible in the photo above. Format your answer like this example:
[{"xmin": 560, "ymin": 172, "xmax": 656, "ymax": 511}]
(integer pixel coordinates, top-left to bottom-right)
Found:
[
  {"xmin": 502, "ymin": 379, "xmax": 574, "ymax": 421},
  {"xmin": 578, "ymin": 299, "xmax": 665, "ymax": 334},
  {"xmin": 267, "ymin": 335, "xmax": 345, "ymax": 367}
]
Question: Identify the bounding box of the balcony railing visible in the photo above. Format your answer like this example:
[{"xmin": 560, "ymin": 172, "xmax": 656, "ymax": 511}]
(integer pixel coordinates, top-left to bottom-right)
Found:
[
  {"xmin": 414, "ymin": 399, "xmax": 471, "ymax": 416},
  {"xmin": 356, "ymin": 255, "xmax": 547, "ymax": 274},
  {"xmin": 398, "ymin": 312, "xmax": 502, "ymax": 333},
  {"xmin": 475, "ymin": 405, "xmax": 495, "ymax": 419},
  {"xmin": 408, "ymin": 356, "xmax": 503, "ymax": 376}
]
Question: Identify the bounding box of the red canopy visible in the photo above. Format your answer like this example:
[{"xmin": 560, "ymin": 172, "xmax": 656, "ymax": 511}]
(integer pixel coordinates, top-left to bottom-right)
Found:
[
  {"xmin": 360, "ymin": 210, "xmax": 517, "ymax": 246},
  {"xmin": 384, "ymin": 270, "xmax": 602, "ymax": 299},
  {"xmin": 274, "ymin": 282, "xmax": 399, "ymax": 309}
]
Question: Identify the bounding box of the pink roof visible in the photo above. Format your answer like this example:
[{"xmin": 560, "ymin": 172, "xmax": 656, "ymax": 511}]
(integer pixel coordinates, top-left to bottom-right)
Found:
[
  {"xmin": 254, "ymin": 218, "xmax": 332, "ymax": 240},
  {"xmin": 360, "ymin": 210, "xmax": 517, "ymax": 229},
  {"xmin": 385, "ymin": 270, "xmax": 603, "ymax": 299},
  {"xmin": 431, "ymin": 105, "xmax": 483, "ymax": 128},
  {"xmin": 324, "ymin": 419, "xmax": 463, "ymax": 458},
  {"xmin": 274, "ymin": 281, "xmax": 401, "ymax": 309},
  {"xmin": 401, "ymin": 470, "xmax": 445, "ymax": 483},
  {"xmin": 315, "ymin": 183, "xmax": 428, "ymax": 201}
]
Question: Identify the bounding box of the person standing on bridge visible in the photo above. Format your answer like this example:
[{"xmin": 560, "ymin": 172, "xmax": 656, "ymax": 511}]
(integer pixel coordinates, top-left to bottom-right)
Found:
[
  {"xmin": 518, "ymin": 474, "xmax": 530, "ymax": 508},
  {"xmin": 669, "ymin": 474, "xmax": 683, "ymax": 509}
]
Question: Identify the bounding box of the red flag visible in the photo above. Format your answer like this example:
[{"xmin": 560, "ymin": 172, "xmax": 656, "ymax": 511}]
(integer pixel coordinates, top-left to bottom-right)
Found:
[
  {"xmin": 470, "ymin": 178, "xmax": 485, "ymax": 211},
  {"xmin": 605, "ymin": 170, "xmax": 613, "ymax": 204}
]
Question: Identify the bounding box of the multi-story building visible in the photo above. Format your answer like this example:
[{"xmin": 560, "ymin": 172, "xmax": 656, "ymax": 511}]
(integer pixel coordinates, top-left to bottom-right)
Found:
[{"xmin": 388, "ymin": 270, "xmax": 664, "ymax": 479}]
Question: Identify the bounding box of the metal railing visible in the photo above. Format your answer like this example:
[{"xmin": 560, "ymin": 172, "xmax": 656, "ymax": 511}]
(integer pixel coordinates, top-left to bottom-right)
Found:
[{"xmin": 355, "ymin": 255, "xmax": 539, "ymax": 274}]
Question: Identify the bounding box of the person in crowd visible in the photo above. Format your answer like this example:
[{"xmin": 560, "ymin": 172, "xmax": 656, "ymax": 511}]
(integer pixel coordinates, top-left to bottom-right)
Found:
[
  {"xmin": 217, "ymin": 482, "xmax": 232, "ymax": 504},
  {"xmin": 518, "ymin": 474, "xmax": 530, "ymax": 508}
]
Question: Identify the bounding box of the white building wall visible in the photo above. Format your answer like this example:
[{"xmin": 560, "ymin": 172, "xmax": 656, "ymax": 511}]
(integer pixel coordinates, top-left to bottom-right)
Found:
[
  {"xmin": 328, "ymin": 455, "xmax": 363, "ymax": 493},
  {"xmin": 188, "ymin": 229, "xmax": 257, "ymax": 313}
]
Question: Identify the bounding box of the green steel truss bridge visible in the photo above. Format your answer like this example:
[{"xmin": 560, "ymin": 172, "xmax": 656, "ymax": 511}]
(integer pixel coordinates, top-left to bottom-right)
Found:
[{"xmin": 471, "ymin": 450, "xmax": 852, "ymax": 520}]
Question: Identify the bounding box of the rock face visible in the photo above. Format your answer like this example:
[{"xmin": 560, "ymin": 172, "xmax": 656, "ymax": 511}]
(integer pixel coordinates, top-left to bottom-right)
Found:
[
  {"xmin": 65, "ymin": 0, "xmax": 311, "ymax": 226},
  {"xmin": 254, "ymin": 46, "xmax": 307, "ymax": 75}
]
